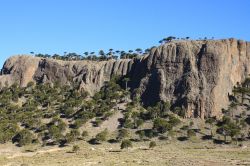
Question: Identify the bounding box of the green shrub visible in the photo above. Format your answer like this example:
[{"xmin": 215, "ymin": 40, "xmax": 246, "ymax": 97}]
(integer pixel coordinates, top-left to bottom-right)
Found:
[
  {"xmin": 117, "ymin": 129, "xmax": 129, "ymax": 141},
  {"xmin": 72, "ymin": 119, "xmax": 86, "ymax": 129},
  {"xmin": 95, "ymin": 129, "xmax": 108, "ymax": 143},
  {"xmin": 0, "ymin": 132, "xmax": 13, "ymax": 144},
  {"xmin": 16, "ymin": 129, "xmax": 34, "ymax": 146},
  {"xmin": 64, "ymin": 108, "xmax": 74, "ymax": 117},
  {"xmin": 187, "ymin": 129, "xmax": 196, "ymax": 138},
  {"xmin": 120, "ymin": 139, "xmax": 132, "ymax": 149},
  {"xmin": 0, "ymin": 122, "xmax": 19, "ymax": 143},
  {"xmin": 81, "ymin": 131, "xmax": 89, "ymax": 139},
  {"xmin": 144, "ymin": 129, "xmax": 154, "ymax": 138},
  {"xmin": 137, "ymin": 130, "xmax": 145, "ymax": 140},
  {"xmin": 153, "ymin": 118, "xmax": 172, "ymax": 133},
  {"xmin": 189, "ymin": 121, "xmax": 194, "ymax": 127},
  {"xmin": 48, "ymin": 125, "xmax": 63, "ymax": 143},
  {"xmin": 135, "ymin": 119, "xmax": 144, "ymax": 128},
  {"xmin": 149, "ymin": 141, "xmax": 156, "ymax": 148},
  {"xmin": 173, "ymin": 107, "xmax": 185, "ymax": 118},
  {"xmin": 124, "ymin": 119, "xmax": 133, "ymax": 128},
  {"xmin": 72, "ymin": 145, "xmax": 80, "ymax": 153},
  {"xmin": 168, "ymin": 115, "xmax": 181, "ymax": 127},
  {"xmin": 95, "ymin": 118, "xmax": 103, "ymax": 127},
  {"xmin": 51, "ymin": 118, "xmax": 66, "ymax": 131},
  {"xmin": 66, "ymin": 129, "xmax": 80, "ymax": 143}
]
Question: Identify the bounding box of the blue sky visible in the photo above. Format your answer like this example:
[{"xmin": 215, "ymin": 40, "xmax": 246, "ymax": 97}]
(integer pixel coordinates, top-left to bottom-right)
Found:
[{"xmin": 0, "ymin": 0, "xmax": 249, "ymax": 67}]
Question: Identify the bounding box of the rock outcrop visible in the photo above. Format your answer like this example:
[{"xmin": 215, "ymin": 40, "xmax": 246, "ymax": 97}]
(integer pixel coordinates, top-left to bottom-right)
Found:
[{"xmin": 1, "ymin": 38, "xmax": 250, "ymax": 119}]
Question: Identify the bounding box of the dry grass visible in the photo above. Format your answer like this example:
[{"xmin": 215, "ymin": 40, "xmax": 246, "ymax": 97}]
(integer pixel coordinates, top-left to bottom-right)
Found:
[{"xmin": 0, "ymin": 139, "xmax": 250, "ymax": 166}]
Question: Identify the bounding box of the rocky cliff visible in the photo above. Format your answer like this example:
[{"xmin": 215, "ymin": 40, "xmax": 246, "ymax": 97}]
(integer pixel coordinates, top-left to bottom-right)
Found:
[{"xmin": 1, "ymin": 38, "xmax": 250, "ymax": 119}]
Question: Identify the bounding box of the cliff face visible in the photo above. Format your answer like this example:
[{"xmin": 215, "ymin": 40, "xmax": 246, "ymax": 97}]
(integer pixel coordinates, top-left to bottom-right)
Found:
[
  {"xmin": 0, "ymin": 56, "xmax": 134, "ymax": 95},
  {"xmin": 1, "ymin": 38, "xmax": 250, "ymax": 118},
  {"xmin": 129, "ymin": 39, "xmax": 250, "ymax": 118}
]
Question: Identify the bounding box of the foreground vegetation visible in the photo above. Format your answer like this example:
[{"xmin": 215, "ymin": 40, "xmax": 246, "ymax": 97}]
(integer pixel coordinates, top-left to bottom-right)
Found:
[{"xmin": 0, "ymin": 140, "xmax": 249, "ymax": 166}]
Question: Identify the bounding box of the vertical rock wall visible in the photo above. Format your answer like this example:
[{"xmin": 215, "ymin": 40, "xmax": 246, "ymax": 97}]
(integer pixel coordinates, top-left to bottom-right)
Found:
[{"xmin": 1, "ymin": 39, "xmax": 249, "ymax": 118}]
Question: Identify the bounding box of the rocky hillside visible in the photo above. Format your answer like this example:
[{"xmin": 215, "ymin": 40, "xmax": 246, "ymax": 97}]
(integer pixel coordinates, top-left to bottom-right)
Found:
[{"xmin": 1, "ymin": 38, "xmax": 250, "ymax": 118}]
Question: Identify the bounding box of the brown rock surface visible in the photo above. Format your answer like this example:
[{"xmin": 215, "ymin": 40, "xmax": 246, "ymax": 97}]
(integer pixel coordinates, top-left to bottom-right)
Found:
[{"xmin": 1, "ymin": 38, "xmax": 249, "ymax": 118}]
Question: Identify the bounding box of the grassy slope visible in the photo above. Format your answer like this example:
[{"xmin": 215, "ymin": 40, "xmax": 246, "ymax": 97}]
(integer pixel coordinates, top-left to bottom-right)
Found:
[{"xmin": 0, "ymin": 140, "xmax": 250, "ymax": 166}]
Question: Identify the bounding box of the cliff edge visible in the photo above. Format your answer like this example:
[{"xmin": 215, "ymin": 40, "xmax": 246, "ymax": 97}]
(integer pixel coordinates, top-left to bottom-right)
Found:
[{"xmin": 1, "ymin": 38, "xmax": 249, "ymax": 119}]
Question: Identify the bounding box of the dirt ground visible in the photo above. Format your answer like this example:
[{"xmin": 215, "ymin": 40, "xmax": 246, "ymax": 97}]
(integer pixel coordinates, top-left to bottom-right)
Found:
[{"xmin": 0, "ymin": 140, "xmax": 250, "ymax": 166}]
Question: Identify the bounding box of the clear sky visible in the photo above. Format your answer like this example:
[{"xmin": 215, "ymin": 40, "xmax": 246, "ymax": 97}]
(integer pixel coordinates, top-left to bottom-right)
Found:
[{"xmin": 0, "ymin": 0, "xmax": 249, "ymax": 67}]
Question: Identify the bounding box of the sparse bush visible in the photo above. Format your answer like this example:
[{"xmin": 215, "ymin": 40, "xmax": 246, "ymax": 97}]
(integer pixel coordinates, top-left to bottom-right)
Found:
[
  {"xmin": 117, "ymin": 128, "xmax": 129, "ymax": 141},
  {"xmin": 137, "ymin": 130, "xmax": 145, "ymax": 140},
  {"xmin": 189, "ymin": 121, "xmax": 194, "ymax": 127},
  {"xmin": 0, "ymin": 123, "xmax": 19, "ymax": 143},
  {"xmin": 168, "ymin": 115, "xmax": 181, "ymax": 127},
  {"xmin": 174, "ymin": 107, "xmax": 185, "ymax": 118},
  {"xmin": 63, "ymin": 107, "xmax": 74, "ymax": 117},
  {"xmin": 20, "ymin": 164, "xmax": 29, "ymax": 166},
  {"xmin": 181, "ymin": 125, "xmax": 189, "ymax": 130},
  {"xmin": 153, "ymin": 118, "xmax": 172, "ymax": 133},
  {"xmin": 72, "ymin": 119, "xmax": 86, "ymax": 129},
  {"xmin": 167, "ymin": 130, "xmax": 176, "ymax": 138},
  {"xmin": 15, "ymin": 129, "xmax": 34, "ymax": 146},
  {"xmin": 135, "ymin": 119, "xmax": 144, "ymax": 128},
  {"xmin": 27, "ymin": 81, "xmax": 35, "ymax": 88},
  {"xmin": 48, "ymin": 125, "xmax": 63, "ymax": 143},
  {"xmin": 72, "ymin": 145, "xmax": 80, "ymax": 153},
  {"xmin": 81, "ymin": 131, "xmax": 89, "ymax": 139},
  {"xmin": 149, "ymin": 141, "xmax": 156, "ymax": 148},
  {"xmin": 95, "ymin": 118, "xmax": 103, "ymax": 127},
  {"xmin": 123, "ymin": 119, "xmax": 133, "ymax": 128},
  {"xmin": 66, "ymin": 129, "xmax": 80, "ymax": 143},
  {"xmin": 187, "ymin": 129, "xmax": 196, "ymax": 138},
  {"xmin": 95, "ymin": 129, "xmax": 108, "ymax": 143},
  {"xmin": 120, "ymin": 139, "xmax": 132, "ymax": 149}
]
